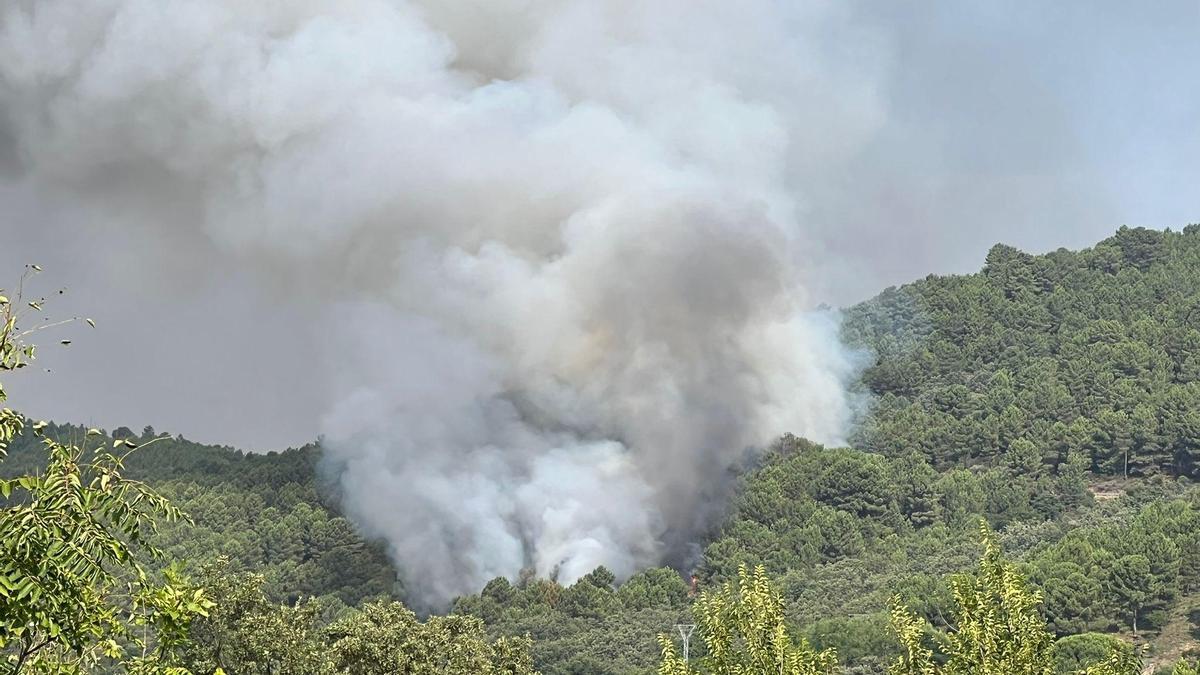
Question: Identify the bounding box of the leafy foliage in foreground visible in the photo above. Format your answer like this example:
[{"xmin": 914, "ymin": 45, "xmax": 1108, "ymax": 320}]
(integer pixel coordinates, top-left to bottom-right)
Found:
[
  {"xmin": 889, "ymin": 525, "xmax": 1062, "ymax": 675},
  {"xmin": 657, "ymin": 564, "xmax": 836, "ymax": 675},
  {"xmin": 0, "ymin": 272, "xmax": 212, "ymax": 674},
  {"xmin": 660, "ymin": 527, "xmax": 1141, "ymax": 675}
]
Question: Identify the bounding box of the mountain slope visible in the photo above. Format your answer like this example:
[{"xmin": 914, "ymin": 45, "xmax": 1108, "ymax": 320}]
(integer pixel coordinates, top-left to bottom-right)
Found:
[
  {"xmin": 8, "ymin": 225, "xmax": 1200, "ymax": 674},
  {"xmin": 1, "ymin": 425, "xmax": 398, "ymax": 608}
]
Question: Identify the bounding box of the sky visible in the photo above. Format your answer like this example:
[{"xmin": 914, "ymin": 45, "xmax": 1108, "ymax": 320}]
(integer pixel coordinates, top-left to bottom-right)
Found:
[{"xmin": 1, "ymin": 1, "xmax": 1198, "ymax": 452}]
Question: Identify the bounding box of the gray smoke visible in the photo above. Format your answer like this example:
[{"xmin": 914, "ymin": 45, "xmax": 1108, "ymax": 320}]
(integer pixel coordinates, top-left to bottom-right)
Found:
[
  {"xmin": 0, "ymin": 0, "xmax": 868, "ymax": 604},
  {"xmin": 3, "ymin": 1, "xmax": 1196, "ymax": 605}
]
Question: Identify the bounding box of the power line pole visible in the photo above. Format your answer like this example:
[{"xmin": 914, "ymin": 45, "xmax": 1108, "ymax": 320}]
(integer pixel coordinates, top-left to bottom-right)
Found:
[{"xmin": 675, "ymin": 624, "xmax": 696, "ymax": 664}]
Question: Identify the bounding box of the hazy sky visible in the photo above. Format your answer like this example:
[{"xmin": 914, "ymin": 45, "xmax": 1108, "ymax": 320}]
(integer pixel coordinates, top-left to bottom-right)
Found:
[
  {"xmin": 804, "ymin": 3, "xmax": 1200, "ymax": 299},
  {"xmin": 2, "ymin": 1, "xmax": 1197, "ymax": 451}
]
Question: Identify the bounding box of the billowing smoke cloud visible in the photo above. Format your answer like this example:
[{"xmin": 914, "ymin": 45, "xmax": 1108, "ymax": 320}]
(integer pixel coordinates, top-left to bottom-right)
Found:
[
  {"xmin": 5, "ymin": 1, "xmax": 1197, "ymax": 604},
  {"xmin": 0, "ymin": 0, "xmax": 871, "ymax": 603}
]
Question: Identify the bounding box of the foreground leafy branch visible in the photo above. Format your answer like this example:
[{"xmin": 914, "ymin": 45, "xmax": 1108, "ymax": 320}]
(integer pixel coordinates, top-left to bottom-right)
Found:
[
  {"xmin": 658, "ymin": 563, "xmax": 836, "ymax": 675},
  {"xmin": 888, "ymin": 523, "xmax": 1140, "ymax": 675},
  {"xmin": 0, "ymin": 272, "xmax": 212, "ymax": 674}
]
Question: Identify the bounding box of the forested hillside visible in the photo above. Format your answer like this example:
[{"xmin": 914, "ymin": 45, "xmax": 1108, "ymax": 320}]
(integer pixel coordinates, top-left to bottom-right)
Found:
[
  {"xmin": 846, "ymin": 225, "xmax": 1200, "ymax": 479},
  {"xmin": 6, "ymin": 225, "xmax": 1200, "ymax": 674},
  {"xmin": 0, "ymin": 427, "xmax": 398, "ymax": 608},
  {"xmin": 450, "ymin": 225, "xmax": 1200, "ymax": 673}
]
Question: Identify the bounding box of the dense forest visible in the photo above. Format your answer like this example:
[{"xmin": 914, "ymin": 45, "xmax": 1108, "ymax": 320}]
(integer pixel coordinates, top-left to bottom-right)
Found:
[{"xmin": 6, "ymin": 225, "xmax": 1200, "ymax": 674}]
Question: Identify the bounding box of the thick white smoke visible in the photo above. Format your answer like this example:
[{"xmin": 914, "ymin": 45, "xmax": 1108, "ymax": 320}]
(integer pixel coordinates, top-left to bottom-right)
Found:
[{"xmin": 1, "ymin": 0, "xmax": 877, "ymax": 604}]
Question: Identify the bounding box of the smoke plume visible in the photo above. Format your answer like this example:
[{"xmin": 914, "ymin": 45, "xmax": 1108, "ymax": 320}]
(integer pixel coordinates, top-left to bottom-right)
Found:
[{"xmin": 0, "ymin": 0, "xmax": 995, "ymax": 604}]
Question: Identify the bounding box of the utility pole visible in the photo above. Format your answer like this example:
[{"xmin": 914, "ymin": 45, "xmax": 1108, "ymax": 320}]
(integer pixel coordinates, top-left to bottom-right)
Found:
[{"xmin": 675, "ymin": 624, "xmax": 696, "ymax": 663}]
